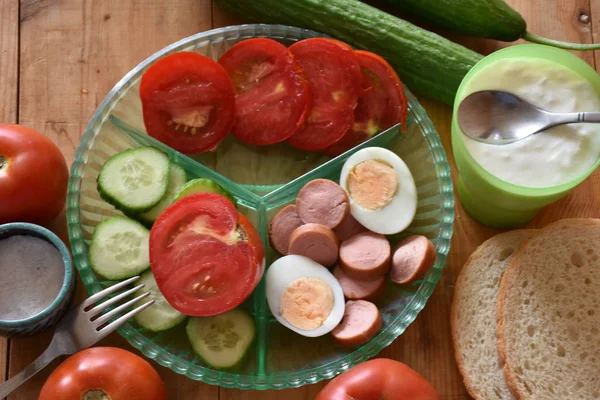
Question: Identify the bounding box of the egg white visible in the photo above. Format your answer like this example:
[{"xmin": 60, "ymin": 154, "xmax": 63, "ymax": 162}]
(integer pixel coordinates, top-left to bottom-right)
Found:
[
  {"xmin": 266, "ymin": 255, "xmax": 345, "ymax": 337},
  {"xmin": 340, "ymin": 147, "xmax": 417, "ymax": 235}
]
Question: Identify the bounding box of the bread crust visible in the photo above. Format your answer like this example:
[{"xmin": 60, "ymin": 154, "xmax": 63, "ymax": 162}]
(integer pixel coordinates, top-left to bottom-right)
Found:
[
  {"xmin": 496, "ymin": 219, "xmax": 600, "ymax": 400},
  {"xmin": 496, "ymin": 242, "xmax": 524, "ymax": 399},
  {"xmin": 451, "ymin": 230, "xmax": 536, "ymax": 400}
]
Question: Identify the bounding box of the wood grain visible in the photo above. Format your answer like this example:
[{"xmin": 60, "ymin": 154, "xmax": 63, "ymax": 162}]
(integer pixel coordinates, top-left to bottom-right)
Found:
[
  {"xmin": 7, "ymin": 0, "xmax": 218, "ymax": 399},
  {"xmin": 3, "ymin": 0, "xmax": 600, "ymax": 399},
  {"xmin": 0, "ymin": 0, "xmax": 18, "ymax": 390}
]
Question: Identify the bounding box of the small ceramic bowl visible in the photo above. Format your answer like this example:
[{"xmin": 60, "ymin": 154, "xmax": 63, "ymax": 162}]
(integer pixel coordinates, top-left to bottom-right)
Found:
[{"xmin": 0, "ymin": 223, "xmax": 75, "ymax": 337}]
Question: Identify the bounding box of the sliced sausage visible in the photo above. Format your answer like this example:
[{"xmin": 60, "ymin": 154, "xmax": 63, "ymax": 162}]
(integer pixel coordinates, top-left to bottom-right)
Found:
[
  {"xmin": 390, "ymin": 235, "xmax": 436, "ymax": 284},
  {"xmin": 288, "ymin": 223, "xmax": 340, "ymax": 266},
  {"xmin": 331, "ymin": 300, "xmax": 382, "ymax": 347},
  {"xmin": 269, "ymin": 204, "xmax": 304, "ymax": 255},
  {"xmin": 339, "ymin": 232, "xmax": 391, "ymax": 280},
  {"xmin": 333, "ymin": 265, "xmax": 386, "ymax": 302},
  {"xmin": 334, "ymin": 214, "xmax": 367, "ymax": 242},
  {"xmin": 296, "ymin": 179, "xmax": 350, "ymax": 229}
]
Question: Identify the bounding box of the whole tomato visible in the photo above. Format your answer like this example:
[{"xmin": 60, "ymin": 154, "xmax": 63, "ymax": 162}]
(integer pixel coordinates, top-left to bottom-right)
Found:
[
  {"xmin": 316, "ymin": 359, "xmax": 439, "ymax": 400},
  {"xmin": 38, "ymin": 347, "xmax": 167, "ymax": 400},
  {"xmin": 0, "ymin": 124, "xmax": 68, "ymax": 225}
]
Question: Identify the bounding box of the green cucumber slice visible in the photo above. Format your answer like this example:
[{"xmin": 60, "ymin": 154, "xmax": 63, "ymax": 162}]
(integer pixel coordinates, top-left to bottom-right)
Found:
[
  {"xmin": 138, "ymin": 163, "xmax": 187, "ymax": 224},
  {"xmin": 97, "ymin": 147, "xmax": 170, "ymax": 213},
  {"xmin": 186, "ymin": 309, "xmax": 255, "ymax": 370},
  {"xmin": 134, "ymin": 270, "xmax": 186, "ymax": 332},
  {"xmin": 89, "ymin": 216, "xmax": 150, "ymax": 280},
  {"xmin": 174, "ymin": 178, "xmax": 234, "ymax": 204}
]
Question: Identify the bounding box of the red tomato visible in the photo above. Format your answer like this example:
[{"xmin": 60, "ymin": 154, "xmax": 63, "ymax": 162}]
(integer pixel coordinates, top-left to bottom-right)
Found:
[
  {"xmin": 315, "ymin": 359, "xmax": 440, "ymax": 400},
  {"xmin": 287, "ymin": 38, "xmax": 362, "ymax": 151},
  {"xmin": 0, "ymin": 124, "xmax": 68, "ymax": 225},
  {"xmin": 150, "ymin": 193, "xmax": 265, "ymax": 316},
  {"xmin": 140, "ymin": 52, "xmax": 235, "ymax": 154},
  {"xmin": 219, "ymin": 38, "xmax": 311, "ymax": 145},
  {"xmin": 38, "ymin": 347, "xmax": 167, "ymax": 400},
  {"xmin": 325, "ymin": 51, "xmax": 408, "ymax": 157}
]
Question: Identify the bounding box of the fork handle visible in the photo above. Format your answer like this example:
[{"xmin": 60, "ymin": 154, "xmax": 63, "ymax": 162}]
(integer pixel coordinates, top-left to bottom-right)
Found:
[{"xmin": 0, "ymin": 342, "xmax": 59, "ymax": 398}]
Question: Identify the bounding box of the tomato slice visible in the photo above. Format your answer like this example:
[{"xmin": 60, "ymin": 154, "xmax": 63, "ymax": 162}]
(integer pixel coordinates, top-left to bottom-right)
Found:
[
  {"xmin": 218, "ymin": 38, "xmax": 311, "ymax": 145},
  {"xmin": 149, "ymin": 193, "xmax": 264, "ymax": 316},
  {"xmin": 325, "ymin": 50, "xmax": 408, "ymax": 157},
  {"xmin": 286, "ymin": 38, "xmax": 362, "ymax": 151},
  {"xmin": 140, "ymin": 52, "xmax": 235, "ymax": 154}
]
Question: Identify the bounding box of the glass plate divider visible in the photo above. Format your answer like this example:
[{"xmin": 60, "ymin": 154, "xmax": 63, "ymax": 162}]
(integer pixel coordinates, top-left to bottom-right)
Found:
[{"xmin": 107, "ymin": 113, "xmax": 407, "ymax": 380}]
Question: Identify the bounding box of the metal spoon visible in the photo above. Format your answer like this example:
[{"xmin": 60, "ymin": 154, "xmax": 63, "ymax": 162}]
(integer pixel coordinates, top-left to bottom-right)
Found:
[{"xmin": 457, "ymin": 90, "xmax": 600, "ymax": 145}]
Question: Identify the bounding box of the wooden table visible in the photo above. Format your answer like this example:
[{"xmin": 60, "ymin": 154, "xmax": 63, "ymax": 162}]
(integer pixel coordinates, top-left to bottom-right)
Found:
[{"xmin": 1, "ymin": 0, "xmax": 600, "ymax": 398}]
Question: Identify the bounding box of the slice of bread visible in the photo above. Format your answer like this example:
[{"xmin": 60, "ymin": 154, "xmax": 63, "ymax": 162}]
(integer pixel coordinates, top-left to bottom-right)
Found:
[
  {"xmin": 498, "ymin": 219, "xmax": 600, "ymax": 399},
  {"xmin": 451, "ymin": 230, "xmax": 537, "ymax": 400}
]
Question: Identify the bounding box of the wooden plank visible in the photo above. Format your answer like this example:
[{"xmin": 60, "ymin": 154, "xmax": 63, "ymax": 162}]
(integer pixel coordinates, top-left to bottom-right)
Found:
[
  {"xmin": 0, "ymin": 0, "xmax": 18, "ymax": 123},
  {"xmin": 0, "ymin": 0, "xmax": 19, "ymax": 391},
  {"xmin": 590, "ymin": 0, "xmax": 600, "ymax": 71},
  {"xmin": 7, "ymin": 1, "xmax": 219, "ymax": 399}
]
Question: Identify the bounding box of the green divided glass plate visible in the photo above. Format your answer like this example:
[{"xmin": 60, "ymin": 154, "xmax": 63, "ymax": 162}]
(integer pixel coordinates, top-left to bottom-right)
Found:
[{"xmin": 67, "ymin": 24, "xmax": 454, "ymax": 390}]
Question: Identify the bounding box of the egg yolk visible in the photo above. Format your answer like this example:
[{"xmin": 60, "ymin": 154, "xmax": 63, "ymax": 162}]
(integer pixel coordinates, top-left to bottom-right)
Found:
[
  {"xmin": 347, "ymin": 159, "xmax": 398, "ymax": 210},
  {"xmin": 280, "ymin": 278, "xmax": 334, "ymax": 331}
]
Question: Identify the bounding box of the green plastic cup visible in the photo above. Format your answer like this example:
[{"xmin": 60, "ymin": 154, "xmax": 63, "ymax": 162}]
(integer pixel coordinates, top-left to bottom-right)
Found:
[{"xmin": 452, "ymin": 44, "xmax": 600, "ymax": 228}]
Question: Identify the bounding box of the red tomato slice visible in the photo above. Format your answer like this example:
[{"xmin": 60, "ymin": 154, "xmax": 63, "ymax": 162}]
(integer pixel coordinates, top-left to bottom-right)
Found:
[
  {"xmin": 140, "ymin": 52, "xmax": 235, "ymax": 154},
  {"xmin": 325, "ymin": 50, "xmax": 408, "ymax": 157},
  {"xmin": 218, "ymin": 38, "xmax": 311, "ymax": 145},
  {"xmin": 149, "ymin": 193, "xmax": 265, "ymax": 316},
  {"xmin": 286, "ymin": 38, "xmax": 362, "ymax": 151}
]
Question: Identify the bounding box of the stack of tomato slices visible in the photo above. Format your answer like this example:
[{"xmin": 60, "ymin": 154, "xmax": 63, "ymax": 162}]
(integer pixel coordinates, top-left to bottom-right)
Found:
[{"xmin": 140, "ymin": 38, "xmax": 407, "ymax": 155}]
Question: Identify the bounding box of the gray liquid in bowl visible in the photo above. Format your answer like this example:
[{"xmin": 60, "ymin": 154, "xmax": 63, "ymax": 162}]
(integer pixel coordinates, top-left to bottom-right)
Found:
[{"xmin": 0, "ymin": 235, "xmax": 65, "ymax": 321}]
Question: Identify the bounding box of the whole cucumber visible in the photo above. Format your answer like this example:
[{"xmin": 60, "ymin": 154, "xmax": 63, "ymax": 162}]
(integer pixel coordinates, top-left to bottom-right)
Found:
[
  {"xmin": 379, "ymin": 0, "xmax": 524, "ymax": 42},
  {"xmin": 378, "ymin": 0, "xmax": 600, "ymax": 51},
  {"xmin": 215, "ymin": 0, "xmax": 483, "ymax": 105}
]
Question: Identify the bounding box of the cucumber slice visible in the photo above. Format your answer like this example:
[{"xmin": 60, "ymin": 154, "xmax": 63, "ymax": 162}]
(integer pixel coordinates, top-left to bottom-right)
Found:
[
  {"xmin": 97, "ymin": 147, "xmax": 170, "ymax": 213},
  {"xmin": 174, "ymin": 178, "xmax": 234, "ymax": 204},
  {"xmin": 134, "ymin": 270, "xmax": 186, "ymax": 332},
  {"xmin": 138, "ymin": 163, "xmax": 187, "ymax": 224},
  {"xmin": 89, "ymin": 216, "xmax": 150, "ymax": 280},
  {"xmin": 186, "ymin": 309, "xmax": 255, "ymax": 370}
]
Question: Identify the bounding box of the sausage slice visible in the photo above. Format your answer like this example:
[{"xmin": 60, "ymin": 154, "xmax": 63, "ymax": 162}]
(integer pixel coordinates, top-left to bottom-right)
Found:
[
  {"xmin": 334, "ymin": 214, "xmax": 367, "ymax": 242},
  {"xmin": 269, "ymin": 204, "xmax": 304, "ymax": 255},
  {"xmin": 390, "ymin": 235, "xmax": 436, "ymax": 284},
  {"xmin": 331, "ymin": 300, "xmax": 382, "ymax": 347},
  {"xmin": 296, "ymin": 179, "xmax": 350, "ymax": 229},
  {"xmin": 339, "ymin": 232, "xmax": 391, "ymax": 280},
  {"xmin": 333, "ymin": 265, "xmax": 386, "ymax": 302},
  {"xmin": 288, "ymin": 223, "xmax": 340, "ymax": 266}
]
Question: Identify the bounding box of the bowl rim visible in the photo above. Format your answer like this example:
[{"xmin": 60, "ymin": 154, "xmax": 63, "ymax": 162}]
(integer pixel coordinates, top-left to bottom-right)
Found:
[
  {"xmin": 67, "ymin": 23, "xmax": 454, "ymax": 389},
  {"xmin": 0, "ymin": 222, "xmax": 73, "ymax": 328}
]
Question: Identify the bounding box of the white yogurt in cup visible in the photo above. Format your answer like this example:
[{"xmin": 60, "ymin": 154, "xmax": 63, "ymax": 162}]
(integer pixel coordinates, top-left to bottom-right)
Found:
[{"xmin": 462, "ymin": 58, "xmax": 600, "ymax": 188}]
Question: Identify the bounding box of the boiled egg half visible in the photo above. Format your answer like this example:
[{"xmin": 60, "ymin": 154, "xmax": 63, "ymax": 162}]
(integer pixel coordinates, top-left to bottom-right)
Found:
[
  {"xmin": 266, "ymin": 255, "xmax": 345, "ymax": 337},
  {"xmin": 340, "ymin": 147, "xmax": 417, "ymax": 235}
]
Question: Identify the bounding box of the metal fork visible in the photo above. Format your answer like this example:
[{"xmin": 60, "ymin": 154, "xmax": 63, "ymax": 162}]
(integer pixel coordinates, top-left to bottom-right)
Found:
[{"xmin": 0, "ymin": 276, "xmax": 154, "ymax": 398}]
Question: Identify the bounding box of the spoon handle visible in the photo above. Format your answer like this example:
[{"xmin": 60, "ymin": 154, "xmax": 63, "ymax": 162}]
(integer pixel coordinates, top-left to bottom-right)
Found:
[{"xmin": 580, "ymin": 112, "xmax": 600, "ymax": 123}]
